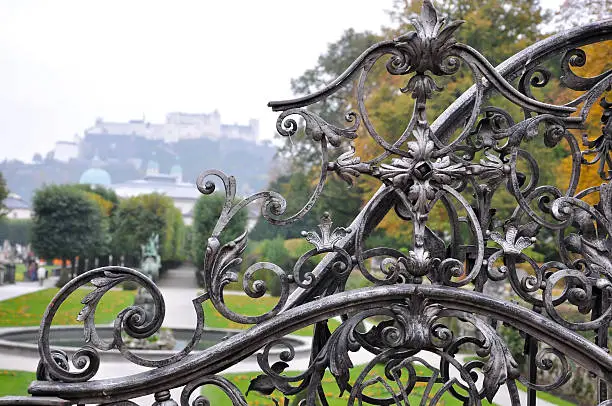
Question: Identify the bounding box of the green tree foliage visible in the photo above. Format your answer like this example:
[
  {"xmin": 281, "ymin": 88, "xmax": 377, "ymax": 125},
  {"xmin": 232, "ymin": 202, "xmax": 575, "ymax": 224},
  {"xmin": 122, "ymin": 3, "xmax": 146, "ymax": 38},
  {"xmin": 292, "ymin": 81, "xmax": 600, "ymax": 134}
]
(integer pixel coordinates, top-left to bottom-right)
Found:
[
  {"xmin": 291, "ymin": 29, "xmax": 382, "ymax": 121},
  {"xmin": 190, "ymin": 193, "xmax": 248, "ymax": 269},
  {"xmin": 240, "ymin": 237, "xmax": 323, "ymax": 297},
  {"xmin": 31, "ymin": 185, "xmax": 104, "ymax": 263},
  {"xmin": 255, "ymin": 0, "xmax": 561, "ymax": 255},
  {"xmin": 73, "ymin": 184, "xmax": 119, "ymax": 210},
  {"xmin": 0, "ymin": 172, "xmax": 9, "ymax": 217},
  {"xmin": 390, "ymin": 0, "xmax": 549, "ymax": 65},
  {"xmin": 254, "ymin": 237, "xmax": 290, "ymax": 297},
  {"xmin": 277, "ymin": 29, "xmax": 382, "ymax": 168},
  {"xmin": 112, "ymin": 193, "xmax": 185, "ymax": 264},
  {"xmin": 74, "ymin": 184, "xmax": 124, "ymax": 258},
  {"xmin": 0, "ymin": 219, "xmax": 31, "ymax": 245},
  {"xmin": 258, "ymin": 29, "xmax": 379, "ymax": 242},
  {"xmin": 162, "ymin": 205, "xmax": 186, "ymax": 262},
  {"xmin": 249, "ymin": 171, "xmax": 363, "ymax": 241}
]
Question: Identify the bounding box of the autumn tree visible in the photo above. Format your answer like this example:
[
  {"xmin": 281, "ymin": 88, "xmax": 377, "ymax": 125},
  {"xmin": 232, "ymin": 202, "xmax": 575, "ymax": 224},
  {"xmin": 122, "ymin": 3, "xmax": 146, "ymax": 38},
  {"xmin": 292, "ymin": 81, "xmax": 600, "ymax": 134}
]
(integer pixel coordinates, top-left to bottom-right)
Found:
[
  {"xmin": 555, "ymin": 40, "xmax": 612, "ymax": 204},
  {"xmin": 264, "ymin": 0, "xmax": 553, "ymax": 245},
  {"xmin": 253, "ymin": 30, "xmax": 382, "ymax": 241}
]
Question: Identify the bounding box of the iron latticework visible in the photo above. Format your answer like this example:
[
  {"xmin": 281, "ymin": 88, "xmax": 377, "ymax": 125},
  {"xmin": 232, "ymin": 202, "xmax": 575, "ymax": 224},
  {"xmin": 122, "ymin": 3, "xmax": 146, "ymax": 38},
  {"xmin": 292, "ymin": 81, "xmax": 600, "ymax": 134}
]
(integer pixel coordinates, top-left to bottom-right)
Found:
[{"xmin": 2, "ymin": 1, "xmax": 612, "ymax": 405}]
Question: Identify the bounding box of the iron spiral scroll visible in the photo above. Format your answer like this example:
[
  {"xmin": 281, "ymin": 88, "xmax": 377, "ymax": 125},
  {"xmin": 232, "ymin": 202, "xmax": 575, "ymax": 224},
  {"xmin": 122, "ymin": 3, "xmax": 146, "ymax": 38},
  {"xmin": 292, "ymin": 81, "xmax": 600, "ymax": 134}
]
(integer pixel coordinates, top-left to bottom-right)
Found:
[{"xmin": 2, "ymin": 1, "xmax": 612, "ymax": 405}]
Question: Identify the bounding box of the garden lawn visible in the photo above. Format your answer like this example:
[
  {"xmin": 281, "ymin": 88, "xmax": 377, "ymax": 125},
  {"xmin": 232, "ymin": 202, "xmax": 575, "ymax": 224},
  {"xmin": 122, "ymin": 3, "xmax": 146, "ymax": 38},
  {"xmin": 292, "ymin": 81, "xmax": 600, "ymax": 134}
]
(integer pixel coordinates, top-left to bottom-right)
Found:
[
  {"xmin": 0, "ymin": 288, "xmax": 136, "ymax": 326},
  {"xmin": 515, "ymin": 382, "xmax": 575, "ymax": 406},
  {"xmin": 201, "ymin": 363, "xmax": 497, "ymax": 406},
  {"xmin": 0, "ymin": 370, "xmax": 37, "ymax": 396},
  {"xmin": 202, "ymin": 294, "xmax": 340, "ymax": 337},
  {"xmin": 14, "ymin": 264, "xmax": 56, "ymax": 282}
]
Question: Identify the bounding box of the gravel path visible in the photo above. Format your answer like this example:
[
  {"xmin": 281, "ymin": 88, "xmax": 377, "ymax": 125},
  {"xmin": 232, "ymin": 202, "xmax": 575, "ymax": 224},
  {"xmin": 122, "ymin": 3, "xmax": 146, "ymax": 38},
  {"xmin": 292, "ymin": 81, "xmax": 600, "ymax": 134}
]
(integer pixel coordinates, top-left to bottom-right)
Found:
[{"xmin": 0, "ymin": 276, "xmax": 58, "ymax": 301}]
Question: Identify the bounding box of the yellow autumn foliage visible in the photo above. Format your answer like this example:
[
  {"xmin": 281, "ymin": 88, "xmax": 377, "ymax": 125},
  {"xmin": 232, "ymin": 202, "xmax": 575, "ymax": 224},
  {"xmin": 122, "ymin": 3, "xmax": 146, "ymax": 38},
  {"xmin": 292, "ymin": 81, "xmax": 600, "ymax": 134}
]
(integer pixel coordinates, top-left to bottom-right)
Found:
[
  {"xmin": 556, "ymin": 41, "xmax": 612, "ymax": 204},
  {"xmin": 84, "ymin": 191, "xmax": 113, "ymax": 217}
]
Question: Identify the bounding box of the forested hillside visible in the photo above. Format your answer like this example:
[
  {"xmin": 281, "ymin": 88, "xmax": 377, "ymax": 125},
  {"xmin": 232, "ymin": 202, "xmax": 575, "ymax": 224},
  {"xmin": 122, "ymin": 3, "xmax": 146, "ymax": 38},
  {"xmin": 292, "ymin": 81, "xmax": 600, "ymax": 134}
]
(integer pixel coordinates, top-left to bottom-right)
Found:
[{"xmin": 0, "ymin": 136, "xmax": 275, "ymax": 201}]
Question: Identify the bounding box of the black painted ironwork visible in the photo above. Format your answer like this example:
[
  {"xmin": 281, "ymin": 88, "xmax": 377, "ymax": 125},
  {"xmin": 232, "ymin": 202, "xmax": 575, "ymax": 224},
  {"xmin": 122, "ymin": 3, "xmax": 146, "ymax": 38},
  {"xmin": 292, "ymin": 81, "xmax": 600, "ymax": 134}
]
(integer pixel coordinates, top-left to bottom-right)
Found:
[{"xmin": 1, "ymin": 1, "xmax": 612, "ymax": 404}]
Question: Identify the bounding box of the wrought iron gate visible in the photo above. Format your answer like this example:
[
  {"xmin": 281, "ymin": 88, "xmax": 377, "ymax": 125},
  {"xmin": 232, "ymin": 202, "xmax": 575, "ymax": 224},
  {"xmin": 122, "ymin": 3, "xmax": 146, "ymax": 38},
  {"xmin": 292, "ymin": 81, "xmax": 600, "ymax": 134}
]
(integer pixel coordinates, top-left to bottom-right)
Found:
[{"xmin": 2, "ymin": 1, "xmax": 612, "ymax": 404}]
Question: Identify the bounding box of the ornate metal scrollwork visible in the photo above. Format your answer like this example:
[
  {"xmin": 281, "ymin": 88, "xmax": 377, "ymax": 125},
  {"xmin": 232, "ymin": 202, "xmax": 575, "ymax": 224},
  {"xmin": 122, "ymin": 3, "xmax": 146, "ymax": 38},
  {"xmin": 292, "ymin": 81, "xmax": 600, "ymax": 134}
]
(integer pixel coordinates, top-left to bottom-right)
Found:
[{"xmin": 3, "ymin": 1, "xmax": 612, "ymax": 405}]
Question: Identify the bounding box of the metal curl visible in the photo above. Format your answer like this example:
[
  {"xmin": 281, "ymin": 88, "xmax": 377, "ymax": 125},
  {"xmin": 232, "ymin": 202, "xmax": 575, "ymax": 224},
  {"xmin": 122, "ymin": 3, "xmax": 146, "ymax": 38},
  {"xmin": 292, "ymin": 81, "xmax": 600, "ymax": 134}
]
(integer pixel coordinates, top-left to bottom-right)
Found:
[
  {"xmin": 518, "ymin": 66, "xmax": 552, "ymax": 110},
  {"xmin": 430, "ymin": 322, "xmax": 454, "ymax": 348},
  {"xmin": 552, "ymin": 196, "xmax": 612, "ymax": 234},
  {"xmin": 486, "ymin": 250, "xmax": 508, "ymax": 281},
  {"xmin": 209, "ymin": 254, "xmax": 290, "ymax": 324},
  {"xmin": 254, "ymin": 340, "xmax": 314, "ymax": 397},
  {"xmin": 544, "ymin": 269, "xmax": 612, "ymax": 331},
  {"xmin": 561, "ymin": 48, "xmax": 612, "ymax": 91},
  {"xmin": 439, "ymin": 54, "xmax": 461, "ymax": 75},
  {"xmin": 242, "ymin": 262, "xmax": 288, "ymax": 298},
  {"xmin": 37, "ymin": 267, "xmax": 163, "ymax": 382},
  {"xmin": 453, "ymin": 43, "xmax": 575, "ymax": 116},
  {"xmin": 519, "ymin": 347, "xmax": 572, "ymax": 392},
  {"xmin": 111, "ymin": 293, "xmax": 208, "ymax": 368},
  {"xmin": 275, "ymin": 108, "xmax": 359, "ymax": 147},
  {"xmin": 293, "ymin": 247, "xmax": 352, "ymax": 288},
  {"xmin": 499, "ymin": 253, "xmax": 546, "ymax": 306},
  {"xmin": 180, "ymin": 375, "xmax": 247, "ymax": 406}
]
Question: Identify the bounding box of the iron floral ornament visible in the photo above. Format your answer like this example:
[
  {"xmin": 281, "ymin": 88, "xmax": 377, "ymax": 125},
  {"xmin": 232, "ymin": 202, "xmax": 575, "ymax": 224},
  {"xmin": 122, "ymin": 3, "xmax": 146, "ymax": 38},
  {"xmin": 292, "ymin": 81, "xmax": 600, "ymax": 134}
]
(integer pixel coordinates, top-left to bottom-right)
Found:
[{"xmin": 2, "ymin": 1, "xmax": 612, "ymax": 405}]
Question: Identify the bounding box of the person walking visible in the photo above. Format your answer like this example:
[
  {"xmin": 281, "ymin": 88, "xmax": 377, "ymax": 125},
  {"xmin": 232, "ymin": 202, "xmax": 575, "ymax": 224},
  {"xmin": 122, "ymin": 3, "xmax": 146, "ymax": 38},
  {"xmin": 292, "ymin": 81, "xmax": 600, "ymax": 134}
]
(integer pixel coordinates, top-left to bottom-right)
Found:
[
  {"xmin": 27, "ymin": 260, "xmax": 36, "ymax": 281},
  {"xmin": 37, "ymin": 263, "xmax": 46, "ymax": 287}
]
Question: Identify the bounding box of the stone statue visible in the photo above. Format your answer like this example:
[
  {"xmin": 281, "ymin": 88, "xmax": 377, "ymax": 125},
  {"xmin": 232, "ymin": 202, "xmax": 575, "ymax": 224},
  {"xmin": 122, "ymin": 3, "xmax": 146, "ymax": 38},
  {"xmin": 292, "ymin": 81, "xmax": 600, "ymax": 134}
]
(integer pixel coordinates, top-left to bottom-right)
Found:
[
  {"xmin": 0, "ymin": 240, "xmax": 15, "ymax": 264},
  {"xmin": 135, "ymin": 233, "xmax": 162, "ymax": 324},
  {"xmin": 0, "ymin": 240, "xmax": 16, "ymax": 284},
  {"xmin": 139, "ymin": 233, "xmax": 161, "ymax": 281}
]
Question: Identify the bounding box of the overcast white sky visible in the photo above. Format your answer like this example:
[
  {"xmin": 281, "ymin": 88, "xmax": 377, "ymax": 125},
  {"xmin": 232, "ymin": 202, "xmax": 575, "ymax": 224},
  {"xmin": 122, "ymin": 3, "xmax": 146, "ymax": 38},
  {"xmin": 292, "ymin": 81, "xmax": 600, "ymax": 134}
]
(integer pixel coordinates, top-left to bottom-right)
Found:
[{"xmin": 0, "ymin": 0, "xmax": 563, "ymax": 162}]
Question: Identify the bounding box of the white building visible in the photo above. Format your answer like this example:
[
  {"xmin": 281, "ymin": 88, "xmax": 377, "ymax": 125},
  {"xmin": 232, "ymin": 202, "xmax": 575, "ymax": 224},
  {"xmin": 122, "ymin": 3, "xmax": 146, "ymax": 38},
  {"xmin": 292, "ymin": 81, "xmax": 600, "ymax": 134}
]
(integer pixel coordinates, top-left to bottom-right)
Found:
[
  {"xmin": 109, "ymin": 162, "xmax": 199, "ymax": 225},
  {"xmin": 4, "ymin": 194, "xmax": 32, "ymax": 219},
  {"xmin": 85, "ymin": 111, "xmax": 259, "ymax": 143},
  {"xmin": 53, "ymin": 139, "xmax": 79, "ymax": 162}
]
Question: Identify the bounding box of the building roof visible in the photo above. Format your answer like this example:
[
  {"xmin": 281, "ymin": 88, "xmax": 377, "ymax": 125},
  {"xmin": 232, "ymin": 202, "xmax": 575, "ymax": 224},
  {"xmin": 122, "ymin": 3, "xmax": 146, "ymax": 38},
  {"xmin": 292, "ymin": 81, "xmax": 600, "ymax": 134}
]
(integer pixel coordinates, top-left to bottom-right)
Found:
[
  {"xmin": 4, "ymin": 194, "xmax": 30, "ymax": 210},
  {"xmin": 111, "ymin": 178, "xmax": 200, "ymax": 201}
]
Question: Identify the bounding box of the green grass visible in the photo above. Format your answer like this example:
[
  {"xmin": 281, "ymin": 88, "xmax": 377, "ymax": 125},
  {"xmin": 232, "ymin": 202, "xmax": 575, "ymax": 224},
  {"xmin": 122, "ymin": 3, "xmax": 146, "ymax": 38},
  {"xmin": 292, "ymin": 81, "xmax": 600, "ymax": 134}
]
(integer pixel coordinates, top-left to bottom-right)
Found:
[
  {"xmin": 0, "ymin": 288, "xmax": 335, "ymax": 335},
  {"xmin": 202, "ymin": 294, "xmax": 340, "ymax": 336},
  {"xmin": 0, "ymin": 288, "xmax": 136, "ymax": 326},
  {"xmin": 0, "ymin": 370, "xmax": 37, "ymax": 396},
  {"xmin": 201, "ymin": 363, "xmax": 496, "ymax": 406},
  {"xmin": 14, "ymin": 263, "xmax": 56, "ymax": 282},
  {"xmin": 515, "ymin": 381, "xmax": 576, "ymax": 406},
  {"xmin": 463, "ymin": 357, "xmax": 576, "ymax": 406}
]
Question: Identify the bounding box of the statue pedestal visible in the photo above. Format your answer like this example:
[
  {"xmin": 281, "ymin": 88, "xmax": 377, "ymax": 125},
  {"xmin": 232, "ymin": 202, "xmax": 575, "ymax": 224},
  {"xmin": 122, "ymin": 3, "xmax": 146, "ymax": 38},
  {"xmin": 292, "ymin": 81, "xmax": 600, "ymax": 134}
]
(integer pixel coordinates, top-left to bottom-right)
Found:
[
  {"xmin": 127, "ymin": 287, "xmax": 175, "ymax": 350},
  {"xmin": 133, "ymin": 287, "xmax": 155, "ymax": 323}
]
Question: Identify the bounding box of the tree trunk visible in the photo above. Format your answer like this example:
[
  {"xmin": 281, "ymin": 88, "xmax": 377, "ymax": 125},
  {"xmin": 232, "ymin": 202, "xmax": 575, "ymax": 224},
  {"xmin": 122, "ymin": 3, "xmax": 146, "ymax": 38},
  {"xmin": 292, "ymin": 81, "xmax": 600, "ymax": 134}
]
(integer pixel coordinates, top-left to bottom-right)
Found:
[{"xmin": 70, "ymin": 257, "xmax": 76, "ymax": 279}]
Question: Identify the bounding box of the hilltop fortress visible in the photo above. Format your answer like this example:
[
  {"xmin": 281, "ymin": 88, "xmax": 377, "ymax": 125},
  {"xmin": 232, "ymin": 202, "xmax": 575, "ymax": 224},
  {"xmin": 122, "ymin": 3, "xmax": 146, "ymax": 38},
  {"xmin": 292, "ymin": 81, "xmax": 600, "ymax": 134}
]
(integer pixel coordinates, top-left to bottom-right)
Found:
[{"xmin": 53, "ymin": 111, "xmax": 260, "ymax": 162}]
